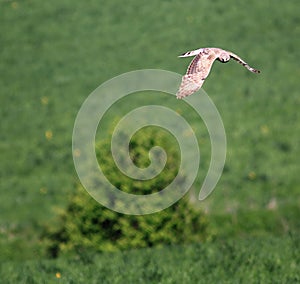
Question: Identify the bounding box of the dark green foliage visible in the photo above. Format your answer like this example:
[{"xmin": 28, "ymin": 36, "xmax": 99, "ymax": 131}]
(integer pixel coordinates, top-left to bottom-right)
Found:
[
  {"xmin": 96, "ymin": 126, "xmax": 181, "ymax": 196},
  {"xmin": 44, "ymin": 127, "xmax": 209, "ymax": 256}
]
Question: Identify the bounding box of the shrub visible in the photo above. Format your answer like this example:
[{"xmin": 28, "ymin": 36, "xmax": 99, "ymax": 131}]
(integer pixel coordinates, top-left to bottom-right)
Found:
[{"xmin": 44, "ymin": 126, "xmax": 209, "ymax": 257}]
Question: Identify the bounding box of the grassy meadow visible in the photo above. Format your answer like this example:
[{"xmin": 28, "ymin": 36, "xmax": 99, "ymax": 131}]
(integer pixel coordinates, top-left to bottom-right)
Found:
[{"xmin": 1, "ymin": 0, "xmax": 299, "ymax": 282}]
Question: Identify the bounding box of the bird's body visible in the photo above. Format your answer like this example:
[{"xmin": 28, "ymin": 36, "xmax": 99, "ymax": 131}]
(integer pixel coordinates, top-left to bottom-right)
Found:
[{"xmin": 176, "ymin": 47, "xmax": 260, "ymax": 99}]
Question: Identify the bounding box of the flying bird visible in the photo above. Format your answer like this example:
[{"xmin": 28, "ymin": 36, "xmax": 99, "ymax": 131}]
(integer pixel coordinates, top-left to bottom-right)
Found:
[{"xmin": 176, "ymin": 47, "xmax": 260, "ymax": 99}]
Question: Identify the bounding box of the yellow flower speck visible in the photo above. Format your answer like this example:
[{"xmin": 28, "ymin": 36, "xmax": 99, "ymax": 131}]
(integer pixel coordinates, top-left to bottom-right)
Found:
[
  {"xmin": 39, "ymin": 187, "xmax": 47, "ymax": 194},
  {"xmin": 73, "ymin": 149, "xmax": 81, "ymax": 157},
  {"xmin": 45, "ymin": 130, "xmax": 53, "ymax": 140},
  {"xmin": 260, "ymin": 125, "xmax": 269, "ymax": 135},
  {"xmin": 182, "ymin": 129, "xmax": 193, "ymax": 137},
  {"xmin": 55, "ymin": 272, "xmax": 61, "ymax": 278},
  {"xmin": 11, "ymin": 2, "xmax": 18, "ymax": 9},
  {"xmin": 41, "ymin": 96, "xmax": 49, "ymax": 105},
  {"xmin": 248, "ymin": 171, "xmax": 256, "ymax": 180}
]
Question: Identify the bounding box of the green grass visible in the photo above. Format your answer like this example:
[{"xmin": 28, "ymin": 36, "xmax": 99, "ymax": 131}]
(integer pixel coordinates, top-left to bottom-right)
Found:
[
  {"xmin": 1, "ymin": 236, "xmax": 299, "ymax": 283},
  {"xmin": 0, "ymin": 0, "xmax": 300, "ymax": 280}
]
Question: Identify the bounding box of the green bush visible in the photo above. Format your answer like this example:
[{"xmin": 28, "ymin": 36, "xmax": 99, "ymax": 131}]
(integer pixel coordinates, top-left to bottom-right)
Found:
[{"xmin": 44, "ymin": 126, "xmax": 209, "ymax": 257}]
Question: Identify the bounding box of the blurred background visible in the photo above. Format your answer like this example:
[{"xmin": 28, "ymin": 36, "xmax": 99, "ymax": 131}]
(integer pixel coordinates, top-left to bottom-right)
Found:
[{"xmin": 1, "ymin": 0, "xmax": 299, "ymax": 282}]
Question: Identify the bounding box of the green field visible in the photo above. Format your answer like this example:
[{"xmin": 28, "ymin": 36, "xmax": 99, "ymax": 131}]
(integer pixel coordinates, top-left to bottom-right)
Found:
[
  {"xmin": 1, "ymin": 0, "xmax": 299, "ymax": 282},
  {"xmin": 1, "ymin": 236, "xmax": 299, "ymax": 283}
]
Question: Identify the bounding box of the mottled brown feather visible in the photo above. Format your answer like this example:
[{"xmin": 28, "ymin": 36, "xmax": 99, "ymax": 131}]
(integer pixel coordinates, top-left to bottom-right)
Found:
[{"xmin": 176, "ymin": 47, "xmax": 260, "ymax": 99}]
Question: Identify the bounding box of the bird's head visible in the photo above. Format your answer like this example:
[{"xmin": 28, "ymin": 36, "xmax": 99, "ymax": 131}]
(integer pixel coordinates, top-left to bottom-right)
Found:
[{"xmin": 218, "ymin": 52, "xmax": 230, "ymax": 63}]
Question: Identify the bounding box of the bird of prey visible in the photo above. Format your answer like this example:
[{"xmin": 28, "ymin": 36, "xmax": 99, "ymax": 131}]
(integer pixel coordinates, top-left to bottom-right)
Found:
[{"xmin": 176, "ymin": 47, "xmax": 260, "ymax": 99}]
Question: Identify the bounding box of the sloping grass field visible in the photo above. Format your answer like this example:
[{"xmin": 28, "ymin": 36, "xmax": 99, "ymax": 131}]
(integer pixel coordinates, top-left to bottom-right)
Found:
[{"xmin": 1, "ymin": 0, "xmax": 299, "ymax": 282}]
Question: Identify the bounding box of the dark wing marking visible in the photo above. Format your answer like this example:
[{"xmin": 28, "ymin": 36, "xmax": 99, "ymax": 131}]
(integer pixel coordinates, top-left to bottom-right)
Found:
[{"xmin": 228, "ymin": 51, "xmax": 260, "ymax": 73}]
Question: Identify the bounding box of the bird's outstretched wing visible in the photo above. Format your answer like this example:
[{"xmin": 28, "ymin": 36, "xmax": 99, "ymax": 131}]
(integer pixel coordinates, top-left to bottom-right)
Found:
[
  {"xmin": 228, "ymin": 51, "xmax": 260, "ymax": 74},
  {"xmin": 176, "ymin": 48, "xmax": 219, "ymax": 99}
]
